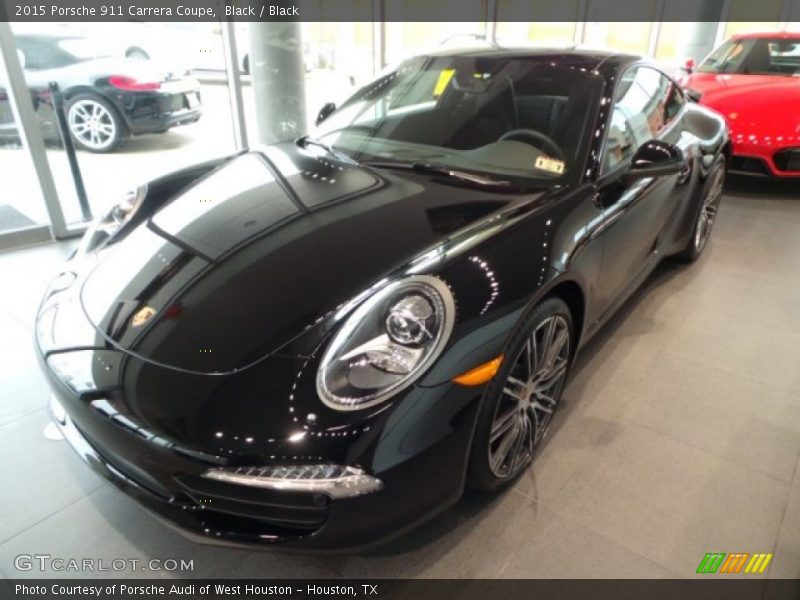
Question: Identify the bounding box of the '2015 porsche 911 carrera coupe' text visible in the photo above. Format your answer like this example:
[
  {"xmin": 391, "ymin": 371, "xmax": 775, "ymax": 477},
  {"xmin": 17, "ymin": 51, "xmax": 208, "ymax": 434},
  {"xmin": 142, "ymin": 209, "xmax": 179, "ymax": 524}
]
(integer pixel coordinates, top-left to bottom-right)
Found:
[{"xmin": 36, "ymin": 47, "xmax": 729, "ymax": 549}]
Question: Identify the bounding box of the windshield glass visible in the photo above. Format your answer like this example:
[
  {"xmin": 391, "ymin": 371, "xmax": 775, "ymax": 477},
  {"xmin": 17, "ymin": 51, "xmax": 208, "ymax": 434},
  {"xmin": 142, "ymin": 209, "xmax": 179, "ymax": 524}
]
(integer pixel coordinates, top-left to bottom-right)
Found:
[
  {"xmin": 314, "ymin": 54, "xmax": 603, "ymax": 183},
  {"xmin": 699, "ymin": 38, "xmax": 800, "ymax": 76}
]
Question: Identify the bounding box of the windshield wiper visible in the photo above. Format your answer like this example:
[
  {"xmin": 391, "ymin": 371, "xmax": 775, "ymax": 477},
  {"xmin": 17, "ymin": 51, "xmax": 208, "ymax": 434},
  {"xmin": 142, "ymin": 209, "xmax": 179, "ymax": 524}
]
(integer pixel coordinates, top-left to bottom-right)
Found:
[
  {"xmin": 363, "ymin": 160, "xmax": 511, "ymax": 188},
  {"xmin": 296, "ymin": 135, "xmax": 358, "ymax": 165}
]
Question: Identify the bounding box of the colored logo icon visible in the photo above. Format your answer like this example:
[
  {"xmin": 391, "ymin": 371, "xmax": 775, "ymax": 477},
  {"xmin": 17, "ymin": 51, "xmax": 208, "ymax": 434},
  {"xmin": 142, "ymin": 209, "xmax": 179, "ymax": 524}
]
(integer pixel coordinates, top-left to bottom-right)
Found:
[{"xmin": 696, "ymin": 552, "xmax": 773, "ymax": 574}]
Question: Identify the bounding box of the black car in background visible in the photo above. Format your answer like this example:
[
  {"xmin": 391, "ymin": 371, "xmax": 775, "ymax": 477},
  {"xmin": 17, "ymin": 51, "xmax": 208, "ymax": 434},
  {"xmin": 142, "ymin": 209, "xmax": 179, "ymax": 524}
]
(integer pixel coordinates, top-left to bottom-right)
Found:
[
  {"xmin": 1, "ymin": 34, "xmax": 201, "ymax": 152},
  {"xmin": 37, "ymin": 48, "xmax": 728, "ymax": 549}
]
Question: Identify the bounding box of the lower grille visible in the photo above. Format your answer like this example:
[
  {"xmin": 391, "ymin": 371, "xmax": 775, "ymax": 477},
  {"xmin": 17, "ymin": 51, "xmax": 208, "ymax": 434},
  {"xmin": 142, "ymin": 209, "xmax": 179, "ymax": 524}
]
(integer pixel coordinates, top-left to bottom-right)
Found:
[
  {"xmin": 174, "ymin": 474, "xmax": 330, "ymax": 532},
  {"xmin": 729, "ymin": 156, "xmax": 771, "ymax": 176},
  {"xmin": 773, "ymin": 148, "xmax": 800, "ymax": 172}
]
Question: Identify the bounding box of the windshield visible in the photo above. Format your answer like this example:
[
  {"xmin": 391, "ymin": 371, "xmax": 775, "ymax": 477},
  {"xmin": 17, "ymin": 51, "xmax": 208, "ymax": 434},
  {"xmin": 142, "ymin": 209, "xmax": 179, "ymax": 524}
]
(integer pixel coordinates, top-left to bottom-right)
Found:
[
  {"xmin": 314, "ymin": 54, "xmax": 603, "ymax": 184},
  {"xmin": 699, "ymin": 38, "xmax": 800, "ymax": 76}
]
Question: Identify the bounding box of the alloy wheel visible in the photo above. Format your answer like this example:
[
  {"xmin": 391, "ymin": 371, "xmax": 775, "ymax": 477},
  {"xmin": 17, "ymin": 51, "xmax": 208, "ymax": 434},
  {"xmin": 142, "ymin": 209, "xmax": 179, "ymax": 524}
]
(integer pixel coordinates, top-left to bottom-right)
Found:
[
  {"xmin": 694, "ymin": 165, "xmax": 724, "ymax": 252},
  {"xmin": 68, "ymin": 99, "xmax": 117, "ymax": 151},
  {"xmin": 488, "ymin": 314, "xmax": 570, "ymax": 478}
]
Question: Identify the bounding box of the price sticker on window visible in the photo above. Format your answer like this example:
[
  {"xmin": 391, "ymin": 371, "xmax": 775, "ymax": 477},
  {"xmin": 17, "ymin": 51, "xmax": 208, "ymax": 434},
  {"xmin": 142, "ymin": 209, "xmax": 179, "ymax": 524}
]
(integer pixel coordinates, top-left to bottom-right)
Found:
[
  {"xmin": 535, "ymin": 156, "xmax": 566, "ymax": 174},
  {"xmin": 433, "ymin": 69, "xmax": 455, "ymax": 98}
]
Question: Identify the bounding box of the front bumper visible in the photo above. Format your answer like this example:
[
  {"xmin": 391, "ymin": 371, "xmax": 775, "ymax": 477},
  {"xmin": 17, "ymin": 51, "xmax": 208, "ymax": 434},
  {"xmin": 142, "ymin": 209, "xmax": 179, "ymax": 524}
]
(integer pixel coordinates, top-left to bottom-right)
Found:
[
  {"xmin": 47, "ymin": 385, "xmax": 476, "ymax": 550},
  {"xmin": 35, "ymin": 252, "xmax": 486, "ymax": 550},
  {"xmin": 729, "ymin": 138, "xmax": 800, "ymax": 178},
  {"xmin": 38, "ymin": 330, "xmax": 481, "ymax": 550}
]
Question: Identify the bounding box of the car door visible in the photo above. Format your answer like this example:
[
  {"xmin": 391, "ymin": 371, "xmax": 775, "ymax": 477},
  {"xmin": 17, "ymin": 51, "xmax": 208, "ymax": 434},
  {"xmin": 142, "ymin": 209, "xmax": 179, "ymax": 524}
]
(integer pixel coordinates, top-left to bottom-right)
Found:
[{"xmin": 593, "ymin": 65, "xmax": 690, "ymax": 317}]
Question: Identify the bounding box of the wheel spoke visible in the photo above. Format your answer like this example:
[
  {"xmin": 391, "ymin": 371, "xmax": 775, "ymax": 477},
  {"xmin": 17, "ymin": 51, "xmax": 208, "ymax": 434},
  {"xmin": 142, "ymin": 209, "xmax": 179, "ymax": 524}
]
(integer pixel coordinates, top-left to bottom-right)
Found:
[
  {"xmin": 540, "ymin": 318, "xmax": 556, "ymax": 366},
  {"xmin": 491, "ymin": 420, "xmax": 519, "ymax": 472},
  {"xmin": 535, "ymin": 359, "xmax": 568, "ymax": 391},
  {"xmin": 525, "ymin": 337, "xmax": 535, "ymax": 380},
  {"xmin": 541, "ymin": 325, "xmax": 568, "ymax": 373},
  {"xmin": 508, "ymin": 415, "xmax": 530, "ymax": 473},
  {"xmin": 531, "ymin": 395, "xmax": 555, "ymax": 414},
  {"xmin": 491, "ymin": 408, "xmax": 518, "ymax": 443},
  {"xmin": 503, "ymin": 374, "xmax": 527, "ymax": 399}
]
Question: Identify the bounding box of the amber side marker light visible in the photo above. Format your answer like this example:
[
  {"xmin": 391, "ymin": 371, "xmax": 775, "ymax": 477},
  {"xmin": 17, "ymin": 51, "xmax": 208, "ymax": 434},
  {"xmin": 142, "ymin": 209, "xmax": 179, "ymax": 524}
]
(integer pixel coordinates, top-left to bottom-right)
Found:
[{"xmin": 452, "ymin": 355, "xmax": 504, "ymax": 386}]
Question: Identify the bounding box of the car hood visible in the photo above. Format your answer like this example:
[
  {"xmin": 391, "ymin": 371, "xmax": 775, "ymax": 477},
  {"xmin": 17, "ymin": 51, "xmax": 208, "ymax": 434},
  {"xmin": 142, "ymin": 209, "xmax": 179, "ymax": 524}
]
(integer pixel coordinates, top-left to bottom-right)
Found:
[
  {"xmin": 684, "ymin": 72, "xmax": 800, "ymax": 135},
  {"xmin": 79, "ymin": 143, "xmax": 526, "ymax": 374}
]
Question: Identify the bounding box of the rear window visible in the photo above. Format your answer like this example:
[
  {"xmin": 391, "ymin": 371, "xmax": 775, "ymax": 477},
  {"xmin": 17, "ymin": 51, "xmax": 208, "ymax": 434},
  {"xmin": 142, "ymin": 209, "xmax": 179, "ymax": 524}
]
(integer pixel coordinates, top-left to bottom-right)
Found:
[{"xmin": 57, "ymin": 38, "xmax": 113, "ymax": 61}]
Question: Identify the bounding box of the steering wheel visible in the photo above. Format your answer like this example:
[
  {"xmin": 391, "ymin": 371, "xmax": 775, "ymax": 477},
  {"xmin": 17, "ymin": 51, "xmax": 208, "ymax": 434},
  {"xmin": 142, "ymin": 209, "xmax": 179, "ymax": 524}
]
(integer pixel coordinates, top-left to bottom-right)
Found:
[{"xmin": 499, "ymin": 129, "xmax": 565, "ymax": 160}]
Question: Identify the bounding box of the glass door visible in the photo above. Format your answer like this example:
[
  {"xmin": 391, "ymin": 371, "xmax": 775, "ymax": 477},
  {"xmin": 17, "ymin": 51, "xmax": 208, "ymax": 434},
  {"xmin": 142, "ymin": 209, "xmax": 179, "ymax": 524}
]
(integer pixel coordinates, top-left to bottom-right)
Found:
[{"xmin": 0, "ymin": 22, "xmax": 60, "ymax": 250}]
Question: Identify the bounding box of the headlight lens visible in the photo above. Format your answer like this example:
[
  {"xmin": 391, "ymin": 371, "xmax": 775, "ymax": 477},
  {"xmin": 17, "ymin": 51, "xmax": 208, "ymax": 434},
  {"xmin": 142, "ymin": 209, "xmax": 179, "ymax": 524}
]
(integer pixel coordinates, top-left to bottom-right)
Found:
[
  {"xmin": 316, "ymin": 275, "xmax": 455, "ymax": 411},
  {"xmin": 78, "ymin": 185, "xmax": 147, "ymax": 253}
]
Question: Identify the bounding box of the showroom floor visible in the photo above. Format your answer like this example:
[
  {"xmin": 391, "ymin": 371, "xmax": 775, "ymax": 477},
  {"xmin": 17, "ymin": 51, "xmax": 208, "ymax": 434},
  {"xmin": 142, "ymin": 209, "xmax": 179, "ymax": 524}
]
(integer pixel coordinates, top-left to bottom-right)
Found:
[{"xmin": 1, "ymin": 177, "xmax": 799, "ymax": 581}]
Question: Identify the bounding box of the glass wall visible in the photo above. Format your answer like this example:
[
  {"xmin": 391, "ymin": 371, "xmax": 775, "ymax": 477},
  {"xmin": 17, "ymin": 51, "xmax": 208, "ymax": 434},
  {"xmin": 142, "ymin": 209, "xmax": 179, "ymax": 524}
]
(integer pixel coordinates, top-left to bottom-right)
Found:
[
  {"xmin": 0, "ymin": 51, "xmax": 49, "ymax": 240},
  {"xmin": 583, "ymin": 22, "xmax": 654, "ymax": 54},
  {"xmin": 303, "ymin": 22, "xmax": 376, "ymax": 120},
  {"xmin": 724, "ymin": 0, "xmax": 785, "ymax": 38},
  {"xmin": 9, "ymin": 21, "xmax": 238, "ymax": 227},
  {"xmin": 495, "ymin": 0, "xmax": 580, "ymax": 45},
  {"xmin": 3, "ymin": 10, "xmax": 799, "ymax": 249},
  {"xmin": 384, "ymin": 21, "xmax": 486, "ymax": 66}
]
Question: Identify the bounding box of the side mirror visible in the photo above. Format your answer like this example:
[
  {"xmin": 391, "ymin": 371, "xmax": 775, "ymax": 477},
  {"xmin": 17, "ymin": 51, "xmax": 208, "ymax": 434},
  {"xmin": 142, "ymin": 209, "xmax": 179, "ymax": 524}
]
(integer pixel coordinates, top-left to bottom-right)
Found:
[
  {"xmin": 625, "ymin": 140, "xmax": 684, "ymax": 183},
  {"xmin": 684, "ymin": 88, "xmax": 703, "ymax": 103},
  {"xmin": 315, "ymin": 102, "xmax": 336, "ymax": 126},
  {"xmin": 16, "ymin": 49, "xmax": 26, "ymax": 70},
  {"xmin": 680, "ymin": 58, "xmax": 695, "ymax": 74}
]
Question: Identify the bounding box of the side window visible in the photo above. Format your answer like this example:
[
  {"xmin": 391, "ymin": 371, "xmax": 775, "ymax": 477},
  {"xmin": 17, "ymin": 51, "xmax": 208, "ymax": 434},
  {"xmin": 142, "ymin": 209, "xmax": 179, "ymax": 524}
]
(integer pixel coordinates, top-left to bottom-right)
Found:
[
  {"xmin": 663, "ymin": 79, "xmax": 685, "ymax": 123},
  {"xmin": 15, "ymin": 39, "xmax": 69, "ymax": 71},
  {"xmin": 603, "ymin": 67, "xmax": 678, "ymax": 173},
  {"xmin": 16, "ymin": 40, "xmax": 48, "ymax": 71}
]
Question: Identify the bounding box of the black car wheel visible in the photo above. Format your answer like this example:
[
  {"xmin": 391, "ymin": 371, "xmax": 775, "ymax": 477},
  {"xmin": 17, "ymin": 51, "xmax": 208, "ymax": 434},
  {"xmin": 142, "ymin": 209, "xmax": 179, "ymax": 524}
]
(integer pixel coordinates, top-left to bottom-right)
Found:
[
  {"xmin": 676, "ymin": 156, "xmax": 725, "ymax": 261},
  {"xmin": 468, "ymin": 297, "xmax": 573, "ymax": 491},
  {"xmin": 66, "ymin": 94, "xmax": 124, "ymax": 153}
]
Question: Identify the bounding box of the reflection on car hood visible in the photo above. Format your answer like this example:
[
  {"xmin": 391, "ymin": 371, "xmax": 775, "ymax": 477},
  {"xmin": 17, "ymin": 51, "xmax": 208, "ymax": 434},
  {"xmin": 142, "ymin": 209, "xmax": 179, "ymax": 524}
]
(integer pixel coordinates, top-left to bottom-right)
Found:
[{"xmin": 79, "ymin": 142, "xmax": 523, "ymax": 374}]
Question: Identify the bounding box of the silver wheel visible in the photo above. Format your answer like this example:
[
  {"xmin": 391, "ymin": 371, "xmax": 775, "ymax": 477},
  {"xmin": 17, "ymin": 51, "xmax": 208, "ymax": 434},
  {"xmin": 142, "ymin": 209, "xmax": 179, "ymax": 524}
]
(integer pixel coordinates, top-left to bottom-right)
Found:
[
  {"xmin": 488, "ymin": 314, "xmax": 570, "ymax": 478},
  {"xmin": 68, "ymin": 99, "xmax": 118, "ymax": 151},
  {"xmin": 694, "ymin": 165, "xmax": 724, "ymax": 252}
]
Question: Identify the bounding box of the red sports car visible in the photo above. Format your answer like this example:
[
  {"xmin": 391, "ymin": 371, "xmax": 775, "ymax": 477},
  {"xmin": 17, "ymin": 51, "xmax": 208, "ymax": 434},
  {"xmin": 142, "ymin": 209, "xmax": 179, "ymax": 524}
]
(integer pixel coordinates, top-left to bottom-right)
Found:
[{"xmin": 681, "ymin": 31, "xmax": 800, "ymax": 178}]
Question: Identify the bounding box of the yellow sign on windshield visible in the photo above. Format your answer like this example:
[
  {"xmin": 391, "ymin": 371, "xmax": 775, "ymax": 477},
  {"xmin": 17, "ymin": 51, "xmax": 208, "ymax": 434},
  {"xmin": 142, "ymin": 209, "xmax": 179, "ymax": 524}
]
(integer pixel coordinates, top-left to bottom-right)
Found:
[{"xmin": 433, "ymin": 69, "xmax": 455, "ymax": 98}]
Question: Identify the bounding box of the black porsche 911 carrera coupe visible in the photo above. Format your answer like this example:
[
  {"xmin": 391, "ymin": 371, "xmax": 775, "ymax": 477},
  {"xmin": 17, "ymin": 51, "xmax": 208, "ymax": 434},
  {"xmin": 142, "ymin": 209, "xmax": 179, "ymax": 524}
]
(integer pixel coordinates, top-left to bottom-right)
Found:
[
  {"xmin": 36, "ymin": 47, "xmax": 728, "ymax": 549},
  {"xmin": 1, "ymin": 34, "xmax": 202, "ymax": 152}
]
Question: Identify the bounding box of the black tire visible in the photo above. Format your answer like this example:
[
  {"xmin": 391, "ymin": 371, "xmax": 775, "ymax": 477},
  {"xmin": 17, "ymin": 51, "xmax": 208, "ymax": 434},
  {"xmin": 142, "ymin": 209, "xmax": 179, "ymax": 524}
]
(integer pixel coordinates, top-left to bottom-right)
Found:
[
  {"xmin": 65, "ymin": 94, "xmax": 125, "ymax": 153},
  {"xmin": 674, "ymin": 155, "xmax": 725, "ymax": 262},
  {"xmin": 467, "ymin": 297, "xmax": 573, "ymax": 491}
]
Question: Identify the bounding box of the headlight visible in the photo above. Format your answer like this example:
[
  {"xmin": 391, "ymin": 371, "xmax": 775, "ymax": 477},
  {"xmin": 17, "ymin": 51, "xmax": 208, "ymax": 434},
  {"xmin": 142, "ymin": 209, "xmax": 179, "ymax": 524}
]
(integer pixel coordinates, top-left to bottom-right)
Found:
[
  {"xmin": 316, "ymin": 275, "xmax": 455, "ymax": 411},
  {"xmin": 78, "ymin": 184, "xmax": 147, "ymax": 253}
]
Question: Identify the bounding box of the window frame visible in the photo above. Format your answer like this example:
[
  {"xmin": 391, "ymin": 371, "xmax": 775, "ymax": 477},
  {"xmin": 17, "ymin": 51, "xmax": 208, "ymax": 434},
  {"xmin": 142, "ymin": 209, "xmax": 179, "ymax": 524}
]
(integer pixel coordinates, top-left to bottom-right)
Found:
[{"xmin": 598, "ymin": 63, "xmax": 686, "ymax": 179}]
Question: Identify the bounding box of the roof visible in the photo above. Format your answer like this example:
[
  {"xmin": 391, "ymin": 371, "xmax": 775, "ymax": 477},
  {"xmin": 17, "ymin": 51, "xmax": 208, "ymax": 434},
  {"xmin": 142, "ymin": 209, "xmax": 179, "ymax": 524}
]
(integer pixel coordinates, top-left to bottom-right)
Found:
[
  {"xmin": 731, "ymin": 31, "xmax": 800, "ymax": 40},
  {"xmin": 423, "ymin": 44, "xmax": 635, "ymax": 70},
  {"xmin": 14, "ymin": 33, "xmax": 80, "ymax": 42}
]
